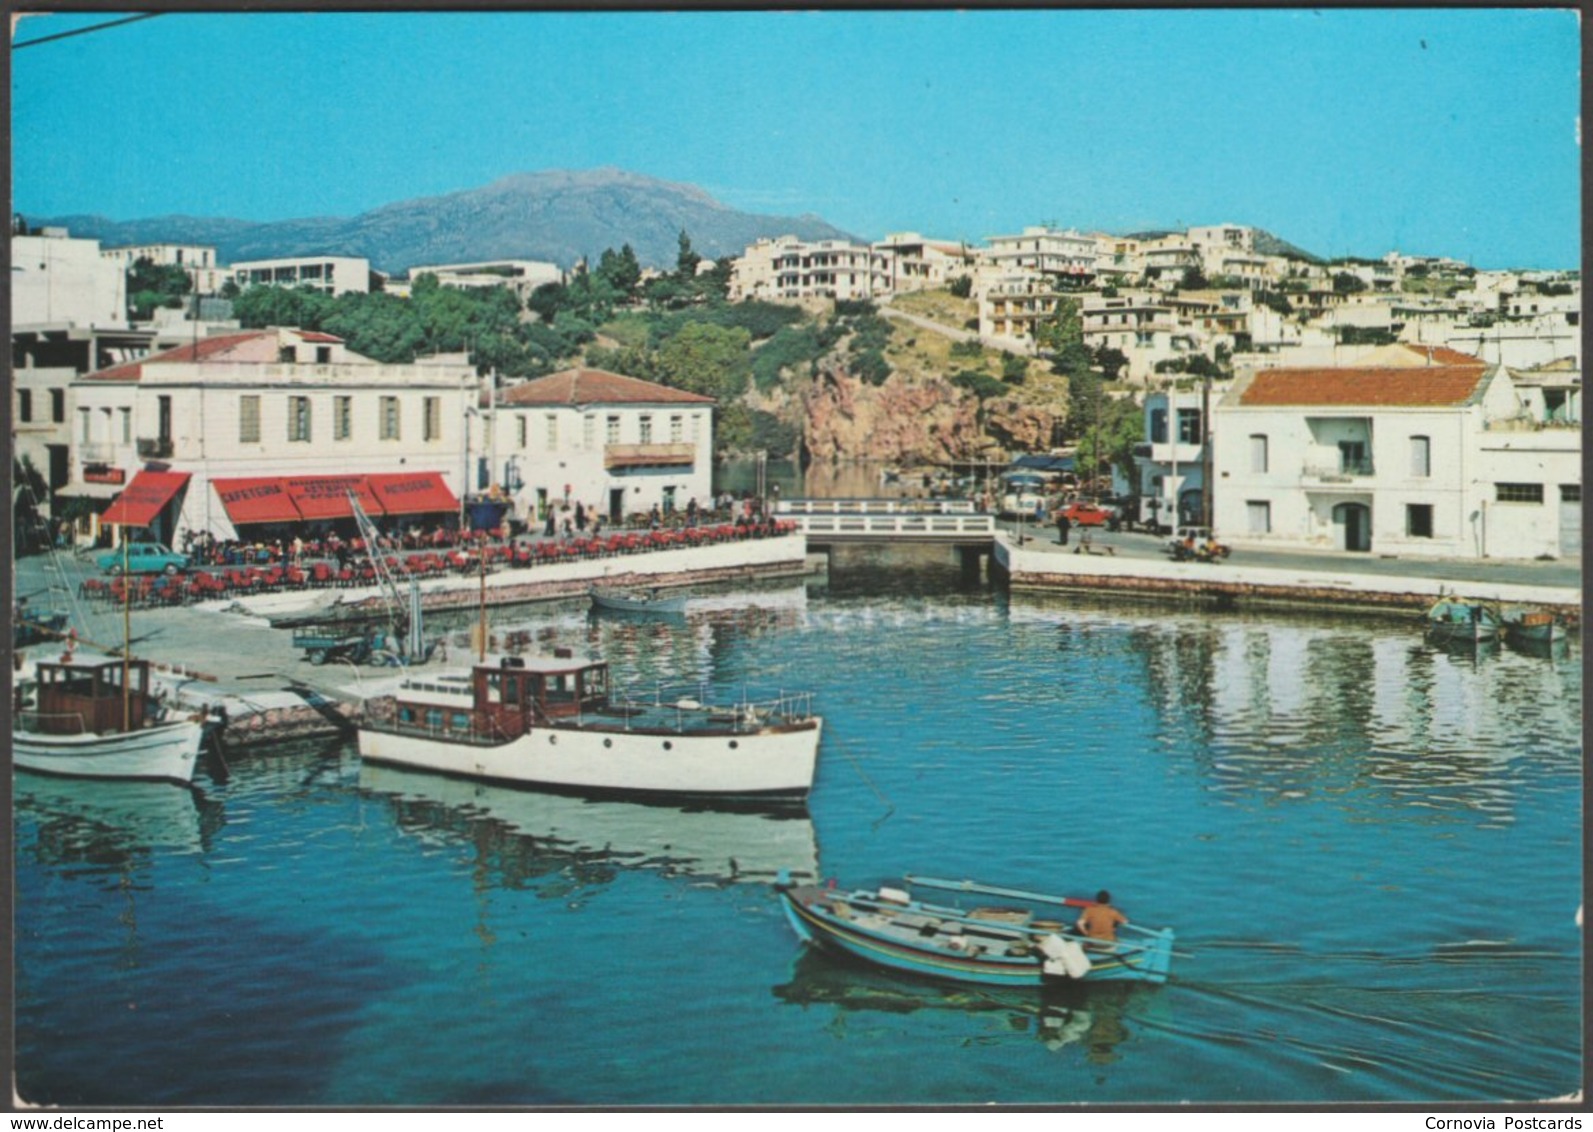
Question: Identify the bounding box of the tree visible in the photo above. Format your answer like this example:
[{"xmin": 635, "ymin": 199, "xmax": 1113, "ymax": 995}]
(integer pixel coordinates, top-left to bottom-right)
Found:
[
  {"xmin": 127, "ymin": 256, "xmax": 192, "ymax": 319},
  {"xmin": 1093, "ymin": 347, "xmax": 1129, "ymax": 383},
  {"xmin": 1333, "ymin": 271, "xmax": 1368, "ymax": 294},
  {"xmin": 596, "ymin": 245, "xmax": 642, "ymax": 296},
  {"xmin": 676, "ymin": 229, "xmax": 702, "ymax": 279},
  {"xmin": 948, "ymin": 275, "xmax": 973, "ymax": 298},
  {"xmin": 653, "ymin": 321, "xmax": 751, "ymax": 399}
]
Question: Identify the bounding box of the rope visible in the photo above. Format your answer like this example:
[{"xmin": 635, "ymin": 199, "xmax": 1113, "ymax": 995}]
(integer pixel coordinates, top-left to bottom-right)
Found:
[{"xmin": 829, "ymin": 731, "xmax": 893, "ymax": 827}]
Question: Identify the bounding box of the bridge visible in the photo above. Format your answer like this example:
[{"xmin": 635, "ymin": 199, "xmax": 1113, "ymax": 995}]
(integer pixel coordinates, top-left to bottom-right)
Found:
[{"xmin": 775, "ymin": 498, "xmax": 998, "ymax": 550}]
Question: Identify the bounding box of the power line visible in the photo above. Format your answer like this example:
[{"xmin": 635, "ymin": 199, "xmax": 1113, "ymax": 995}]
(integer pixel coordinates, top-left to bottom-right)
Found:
[{"xmin": 13, "ymin": 12, "xmax": 162, "ymax": 50}]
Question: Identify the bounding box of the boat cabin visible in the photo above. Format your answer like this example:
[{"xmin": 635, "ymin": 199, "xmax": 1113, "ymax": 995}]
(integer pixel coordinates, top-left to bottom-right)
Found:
[
  {"xmin": 31, "ymin": 656, "xmax": 154, "ymax": 736},
  {"xmin": 390, "ymin": 649, "xmax": 611, "ymax": 741}
]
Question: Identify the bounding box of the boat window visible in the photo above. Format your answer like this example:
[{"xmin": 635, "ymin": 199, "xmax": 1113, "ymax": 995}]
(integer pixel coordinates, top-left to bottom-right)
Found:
[
  {"xmin": 425, "ymin": 709, "xmax": 444, "ymax": 730},
  {"xmin": 485, "ymin": 671, "xmax": 503, "ymax": 704},
  {"xmin": 398, "ymin": 707, "xmax": 415, "ymax": 725},
  {"xmin": 451, "ymin": 713, "xmax": 470, "ymax": 731}
]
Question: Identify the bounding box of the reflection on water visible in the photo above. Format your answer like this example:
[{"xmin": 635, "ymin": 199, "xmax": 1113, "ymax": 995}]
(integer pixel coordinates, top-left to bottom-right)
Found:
[
  {"xmin": 14, "ymin": 775, "xmax": 221, "ymax": 874},
  {"xmin": 358, "ymin": 762, "xmax": 820, "ymax": 890},
  {"xmin": 772, "ymin": 950, "xmax": 1145, "ymax": 1063}
]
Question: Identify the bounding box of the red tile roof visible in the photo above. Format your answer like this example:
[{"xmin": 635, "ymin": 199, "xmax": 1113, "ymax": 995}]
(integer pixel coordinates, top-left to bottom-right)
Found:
[
  {"xmin": 1394, "ymin": 343, "xmax": 1485, "ymax": 367},
  {"xmin": 83, "ymin": 331, "xmax": 276, "ymax": 381},
  {"xmin": 296, "ymin": 331, "xmax": 344, "ymax": 343},
  {"xmin": 1238, "ymin": 365, "xmax": 1493, "ymax": 407},
  {"xmin": 498, "ymin": 368, "xmax": 716, "ymax": 407}
]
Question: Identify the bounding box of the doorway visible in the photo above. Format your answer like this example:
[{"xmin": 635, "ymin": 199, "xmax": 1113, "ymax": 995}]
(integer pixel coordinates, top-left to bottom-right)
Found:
[{"xmin": 1332, "ymin": 502, "xmax": 1372, "ymax": 552}]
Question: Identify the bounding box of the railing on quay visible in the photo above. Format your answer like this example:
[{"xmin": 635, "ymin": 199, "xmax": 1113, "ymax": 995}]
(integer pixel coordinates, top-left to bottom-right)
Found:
[{"xmin": 776, "ymin": 499, "xmax": 995, "ymax": 542}]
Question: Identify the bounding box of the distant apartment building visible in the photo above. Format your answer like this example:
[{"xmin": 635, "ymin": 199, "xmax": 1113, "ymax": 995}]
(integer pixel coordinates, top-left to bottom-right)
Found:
[
  {"xmin": 1081, "ymin": 294, "xmax": 1192, "ymax": 381},
  {"xmin": 728, "ymin": 236, "xmax": 889, "ymax": 302},
  {"xmin": 402, "ymin": 259, "xmax": 564, "ymax": 301},
  {"xmin": 231, "ymin": 255, "xmax": 372, "ymax": 296},
  {"xmin": 870, "ymin": 233, "xmax": 976, "ymax": 294},
  {"xmin": 12, "ymin": 228, "xmax": 128, "ymax": 327},
  {"xmin": 976, "ymin": 270, "xmax": 1064, "ymax": 353},
  {"xmin": 101, "ymin": 242, "xmax": 230, "ymax": 295},
  {"xmin": 981, "ymin": 226, "xmax": 1097, "ymax": 281}
]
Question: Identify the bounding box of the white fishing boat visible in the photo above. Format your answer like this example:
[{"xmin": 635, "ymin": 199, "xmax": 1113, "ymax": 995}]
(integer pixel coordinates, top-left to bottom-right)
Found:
[
  {"xmin": 13, "ymin": 651, "xmax": 206, "ymax": 785},
  {"xmin": 356, "ymin": 648, "xmax": 822, "ymax": 803}
]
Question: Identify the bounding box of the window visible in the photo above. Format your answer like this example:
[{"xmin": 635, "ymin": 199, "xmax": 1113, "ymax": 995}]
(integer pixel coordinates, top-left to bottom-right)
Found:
[
  {"xmin": 424, "ymin": 397, "xmax": 441, "ymax": 441},
  {"xmin": 1149, "ymin": 408, "xmax": 1168, "ymax": 443},
  {"xmin": 1249, "ymin": 434, "xmax": 1268, "ymax": 473},
  {"xmin": 18, "ymin": 389, "xmax": 31, "ymax": 423},
  {"xmin": 288, "ymin": 396, "xmax": 312, "ymax": 442},
  {"xmin": 51, "ymin": 389, "xmax": 64, "ymax": 423},
  {"xmin": 670, "ymin": 415, "xmax": 683, "ymax": 443},
  {"xmin": 1407, "ymin": 504, "xmax": 1434, "ymax": 538},
  {"xmin": 1175, "ymin": 409, "xmax": 1202, "ymax": 445},
  {"xmin": 334, "ymin": 396, "xmax": 352, "ymax": 440},
  {"xmin": 1560, "ymin": 484, "xmax": 1581, "ymax": 503},
  {"xmin": 315, "ymin": 346, "xmax": 332, "ymax": 364},
  {"xmin": 380, "ymin": 396, "xmax": 401, "ymax": 440},
  {"xmin": 606, "ymin": 415, "xmax": 621, "ymax": 444},
  {"xmin": 639, "ymin": 415, "xmax": 653, "ymax": 444},
  {"xmin": 1495, "ymin": 483, "xmax": 1544, "ymax": 504},
  {"xmin": 1246, "ymin": 501, "xmax": 1271, "ymax": 534},
  {"xmin": 545, "ymin": 414, "xmax": 558, "ymax": 449},
  {"xmin": 584, "ymin": 414, "xmax": 596, "ymax": 449},
  {"xmin": 120, "ymin": 408, "xmax": 132, "ymax": 443},
  {"xmin": 1410, "ymin": 435, "xmax": 1431, "ymax": 478},
  {"xmin": 79, "ymin": 408, "xmax": 90, "ymax": 443},
  {"xmin": 158, "ymin": 395, "xmax": 171, "ymax": 442},
  {"xmin": 278, "ymin": 346, "xmax": 295, "ymax": 363},
  {"xmin": 517, "ymin": 415, "xmax": 527, "ymax": 449},
  {"xmin": 239, "ymin": 395, "xmax": 261, "ymax": 443}
]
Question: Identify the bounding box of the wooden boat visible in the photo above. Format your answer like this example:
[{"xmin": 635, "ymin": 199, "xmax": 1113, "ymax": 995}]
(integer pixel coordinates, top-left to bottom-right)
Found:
[
  {"xmin": 356, "ymin": 648, "xmax": 822, "ymax": 803},
  {"xmin": 1500, "ymin": 606, "xmax": 1569, "ymax": 649},
  {"xmin": 1425, "ymin": 598, "xmax": 1502, "ymax": 647},
  {"xmin": 777, "ymin": 874, "xmax": 1177, "ymax": 988},
  {"xmin": 12, "ymin": 651, "xmax": 206, "ymax": 785},
  {"xmin": 589, "ymin": 586, "xmax": 689, "ymax": 615}
]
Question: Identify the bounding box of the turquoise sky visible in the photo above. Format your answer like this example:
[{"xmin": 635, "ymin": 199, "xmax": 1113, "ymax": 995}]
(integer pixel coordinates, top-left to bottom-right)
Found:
[{"xmin": 10, "ymin": 8, "xmax": 1582, "ymax": 268}]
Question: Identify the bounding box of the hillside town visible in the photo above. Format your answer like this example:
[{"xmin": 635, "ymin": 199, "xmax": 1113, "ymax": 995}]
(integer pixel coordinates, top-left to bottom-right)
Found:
[{"xmin": 11, "ymin": 216, "xmax": 1580, "ymax": 564}]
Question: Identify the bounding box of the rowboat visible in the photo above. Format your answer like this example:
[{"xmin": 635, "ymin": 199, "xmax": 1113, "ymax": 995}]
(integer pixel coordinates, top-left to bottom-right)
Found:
[
  {"xmin": 1424, "ymin": 598, "xmax": 1502, "ymax": 647},
  {"xmin": 589, "ymin": 586, "xmax": 689, "ymax": 615},
  {"xmin": 1500, "ymin": 606, "xmax": 1569, "ymax": 651},
  {"xmin": 13, "ymin": 651, "xmax": 207, "ymax": 785},
  {"xmin": 356, "ymin": 647, "xmax": 822, "ymax": 803},
  {"xmin": 777, "ymin": 874, "xmax": 1177, "ymax": 987}
]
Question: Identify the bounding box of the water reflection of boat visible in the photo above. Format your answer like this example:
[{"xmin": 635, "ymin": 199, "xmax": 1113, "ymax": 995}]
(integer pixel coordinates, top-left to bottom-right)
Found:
[
  {"xmin": 772, "ymin": 950, "xmax": 1136, "ymax": 1059},
  {"xmin": 359, "ymin": 762, "xmax": 820, "ymax": 885},
  {"xmin": 13, "ymin": 772, "xmax": 208, "ymax": 865}
]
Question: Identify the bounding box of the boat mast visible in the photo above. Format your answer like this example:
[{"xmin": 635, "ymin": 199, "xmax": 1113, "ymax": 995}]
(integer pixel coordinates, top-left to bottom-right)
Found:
[
  {"xmin": 477, "ymin": 533, "xmax": 487, "ymax": 662},
  {"xmin": 122, "ymin": 535, "xmax": 131, "ymax": 730}
]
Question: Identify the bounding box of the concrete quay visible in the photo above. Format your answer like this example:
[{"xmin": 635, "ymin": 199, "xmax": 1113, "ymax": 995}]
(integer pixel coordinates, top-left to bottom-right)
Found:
[
  {"xmin": 994, "ymin": 525, "xmax": 1582, "ymax": 618},
  {"xmin": 12, "ymin": 534, "xmax": 812, "ymax": 749}
]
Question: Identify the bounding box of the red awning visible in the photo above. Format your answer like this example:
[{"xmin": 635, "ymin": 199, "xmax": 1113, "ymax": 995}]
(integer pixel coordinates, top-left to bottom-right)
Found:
[
  {"xmin": 283, "ymin": 475, "xmax": 384, "ymax": 520},
  {"xmin": 100, "ymin": 470, "xmax": 191, "ymax": 528},
  {"xmin": 367, "ymin": 472, "xmax": 460, "ymax": 516},
  {"xmin": 212, "ymin": 477, "xmax": 302, "ymax": 525}
]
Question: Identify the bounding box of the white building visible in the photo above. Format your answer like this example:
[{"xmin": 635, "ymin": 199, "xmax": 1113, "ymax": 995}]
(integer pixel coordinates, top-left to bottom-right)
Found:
[
  {"xmin": 870, "ymin": 233, "xmax": 976, "ymax": 294},
  {"xmin": 231, "ymin": 255, "xmax": 372, "ymax": 296},
  {"xmin": 67, "ymin": 328, "xmax": 476, "ymax": 544},
  {"xmin": 13, "ymin": 229, "xmax": 128, "ymax": 327},
  {"xmin": 1136, "ymin": 383, "xmax": 1218, "ymax": 530},
  {"xmin": 728, "ymin": 236, "xmax": 889, "ymax": 302},
  {"xmin": 402, "ymin": 260, "xmax": 564, "ymax": 301},
  {"xmin": 492, "ymin": 368, "xmax": 715, "ymax": 526},
  {"xmin": 982, "ymin": 226, "xmax": 1097, "ymax": 281},
  {"xmin": 101, "ymin": 242, "xmax": 230, "ymax": 295},
  {"xmin": 1211, "ymin": 344, "xmax": 1580, "ymax": 560}
]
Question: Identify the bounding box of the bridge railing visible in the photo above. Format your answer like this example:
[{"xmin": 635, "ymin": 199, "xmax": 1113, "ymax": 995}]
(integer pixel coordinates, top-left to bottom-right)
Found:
[
  {"xmin": 792, "ymin": 512, "xmax": 996, "ymax": 539},
  {"xmin": 776, "ymin": 497, "xmax": 979, "ymax": 517}
]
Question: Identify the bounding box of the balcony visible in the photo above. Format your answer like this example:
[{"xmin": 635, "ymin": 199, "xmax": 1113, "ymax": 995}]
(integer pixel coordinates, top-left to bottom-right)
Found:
[
  {"xmin": 137, "ymin": 437, "xmax": 173, "ymax": 459},
  {"xmin": 605, "ymin": 443, "xmax": 695, "ymax": 470},
  {"xmin": 1303, "ymin": 457, "xmax": 1375, "ymax": 481}
]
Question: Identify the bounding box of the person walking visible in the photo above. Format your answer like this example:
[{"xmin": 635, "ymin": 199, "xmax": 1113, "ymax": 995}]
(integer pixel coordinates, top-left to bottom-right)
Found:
[{"xmin": 1056, "ymin": 513, "xmax": 1071, "ymax": 547}]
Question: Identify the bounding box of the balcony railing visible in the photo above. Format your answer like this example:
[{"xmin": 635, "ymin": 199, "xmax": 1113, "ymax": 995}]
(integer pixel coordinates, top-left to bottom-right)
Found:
[
  {"xmin": 1304, "ymin": 458, "xmax": 1375, "ymax": 479},
  {"xmin": 604, "ymin": 443, "xmax": 695, "ymax": 470},
  {"xmin": 137, "ymin": 437, "xmax": 173, "ymax": 459}
]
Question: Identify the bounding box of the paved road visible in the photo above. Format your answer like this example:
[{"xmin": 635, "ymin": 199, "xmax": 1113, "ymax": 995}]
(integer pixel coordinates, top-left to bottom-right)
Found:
[{"xmin": 1000, "ymin": 520, "xmax": 1583, "ymax": 591}]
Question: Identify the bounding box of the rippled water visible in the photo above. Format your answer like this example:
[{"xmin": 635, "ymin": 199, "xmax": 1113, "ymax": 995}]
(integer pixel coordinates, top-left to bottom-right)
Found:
[{"xmin": 12, "ymin": 552, "xmax": 1583, "ymax": 1106}]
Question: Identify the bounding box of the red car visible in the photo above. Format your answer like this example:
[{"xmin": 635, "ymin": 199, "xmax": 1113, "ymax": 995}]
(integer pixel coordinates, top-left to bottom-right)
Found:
[{"xmin": 1057, "ymin": 501, "xmax": 1113, "ymax": 527}]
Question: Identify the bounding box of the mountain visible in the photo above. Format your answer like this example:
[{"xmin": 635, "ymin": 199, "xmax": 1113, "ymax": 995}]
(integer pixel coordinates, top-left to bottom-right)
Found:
[{"xmin": 33, "ymin": 168, "xmax": 861, "ymax": 275}]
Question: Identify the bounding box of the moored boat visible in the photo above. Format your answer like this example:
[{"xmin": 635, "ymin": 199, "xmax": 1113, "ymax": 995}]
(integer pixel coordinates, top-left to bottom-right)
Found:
[
  {"xmin": 777, "ymin": 874, "xmax": 1177, "ymax": 988},
  {"xmin": 1424, "ymin": 598, "xmax": 1502, "ymax": 647},
  {"xmin": 356, "ymin": 648, "xmax": 821, "ymax": 803},
  {"xmin": 13, "ymin": 652, "xmax": 206, "ymax": 785},
  {"xmin": 589, "ymin": 586, "xmax": 689, "ymax": 615},
  {"xmin": 1500, "ymin": 606, "xmax": 1569, "ymax": 650}
]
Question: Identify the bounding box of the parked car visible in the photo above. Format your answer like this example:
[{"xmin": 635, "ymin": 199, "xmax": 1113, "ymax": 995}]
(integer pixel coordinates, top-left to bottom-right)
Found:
[
  {"xmin": 1057, "ymin": 501, "xmax": 1115, "ymax": 527},
  {"xmin": 1167, "ymin": 526, "xmax": 1230, "ymax": 562},
  {"xmin": 97, "ymin": 541, "xmax": 190, "ymax": 575}
]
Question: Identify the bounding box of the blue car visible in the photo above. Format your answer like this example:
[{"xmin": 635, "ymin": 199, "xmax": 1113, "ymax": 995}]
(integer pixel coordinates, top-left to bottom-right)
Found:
[{"xmin": 97, "ymin": 541, "xmax": 191, "ymax": 575}]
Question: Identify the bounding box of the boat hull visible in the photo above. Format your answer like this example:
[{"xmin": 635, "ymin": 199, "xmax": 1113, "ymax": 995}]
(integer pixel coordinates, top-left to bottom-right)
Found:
[
  {"xmin": 358, "ymin": 716, "xmax": 822, "ymax": 802},
  {"xmin": 779, "ymin": 885, "xmax": 1174, "ymax": 987},
  {"xmin": 12, "ymin": 718, "xmax": 205, "ymax": 785}
]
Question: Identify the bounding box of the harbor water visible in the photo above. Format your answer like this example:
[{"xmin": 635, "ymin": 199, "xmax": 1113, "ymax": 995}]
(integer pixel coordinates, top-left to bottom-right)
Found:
[{"xmin": 12, "ymin": 549, "xmax": 1583, "ymax": 1106}]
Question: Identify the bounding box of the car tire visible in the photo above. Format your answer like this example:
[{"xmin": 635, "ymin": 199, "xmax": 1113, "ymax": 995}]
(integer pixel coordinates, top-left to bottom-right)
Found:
[{"xmin": 165, "ymin": 563, "xmax": 180, "ymax": 576}]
